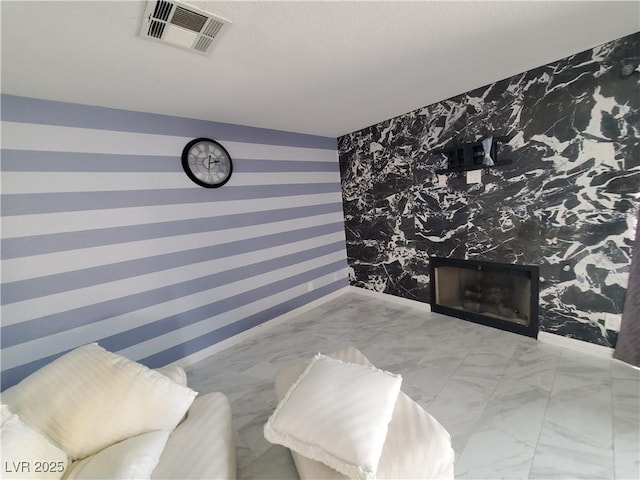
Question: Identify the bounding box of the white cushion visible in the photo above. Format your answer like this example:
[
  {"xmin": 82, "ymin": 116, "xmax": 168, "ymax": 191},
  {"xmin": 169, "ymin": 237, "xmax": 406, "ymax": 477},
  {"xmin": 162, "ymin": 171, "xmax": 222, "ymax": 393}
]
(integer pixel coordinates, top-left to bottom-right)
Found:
[
  {"xmin": 0, "ymin": 405, "xmax": 69, "ymax": 479},
  {"xmin": 1, "ymin": 343, "xmax": 197, "ymax": 460},
  {"xmin": 1, "ymin": 404, "xmax": 12, "ymax": 425},
  {"xmin": 264, "ymin": 353, "xmax": 402, "ymax": 480},
  {"xmin": 62, "ymin": 431, "xmax": 169, "ymax": 480}
]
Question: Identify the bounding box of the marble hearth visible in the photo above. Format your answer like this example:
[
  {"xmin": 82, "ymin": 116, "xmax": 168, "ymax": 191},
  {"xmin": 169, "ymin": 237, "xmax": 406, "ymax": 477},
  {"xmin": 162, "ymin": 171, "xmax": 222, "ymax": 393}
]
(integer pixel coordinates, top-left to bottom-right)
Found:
[{"xmin": 430, "ymin": 257, "xmax": 539, "ymax": 338}]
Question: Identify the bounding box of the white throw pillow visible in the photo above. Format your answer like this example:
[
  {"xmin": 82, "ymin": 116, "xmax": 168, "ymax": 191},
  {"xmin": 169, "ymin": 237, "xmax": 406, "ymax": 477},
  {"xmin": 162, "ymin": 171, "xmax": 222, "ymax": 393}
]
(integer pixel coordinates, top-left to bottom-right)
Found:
[
  {"xmin": 62, "ymin": 430, "xmax": 170, "ymax": 480},
  {"xmin": 1, "ymin": 404, "xmax": 13, "ymax": 425},
  {"xmin": 1, "ymin": 343, "xmax": 197, "ymax": 460},
  {"xmin": 154, "ymin": 365, "xmax": 187, "ymax": 386},
  {"xmin": 264, "ymin": 353, "xmax": 402, "ymax": 480},
  {"xmin": 0, "ymin": 405, "xmax": 69, "ymax": 479}
]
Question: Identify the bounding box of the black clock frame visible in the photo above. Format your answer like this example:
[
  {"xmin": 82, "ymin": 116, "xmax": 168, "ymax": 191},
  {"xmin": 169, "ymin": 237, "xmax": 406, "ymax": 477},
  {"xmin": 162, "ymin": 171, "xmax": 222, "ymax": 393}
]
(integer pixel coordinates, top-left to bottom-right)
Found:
[{"xmin": 181, "ymin": 138, "xmax": 233, "ymax": 188}]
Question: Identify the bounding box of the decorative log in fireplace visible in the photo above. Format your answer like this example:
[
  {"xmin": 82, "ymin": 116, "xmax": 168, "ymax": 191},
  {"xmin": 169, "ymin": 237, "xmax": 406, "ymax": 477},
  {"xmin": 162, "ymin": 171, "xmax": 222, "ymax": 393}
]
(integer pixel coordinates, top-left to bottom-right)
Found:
[{"xmin": 429, "ymin": 257, "xmax": 539, "ymax": 338}]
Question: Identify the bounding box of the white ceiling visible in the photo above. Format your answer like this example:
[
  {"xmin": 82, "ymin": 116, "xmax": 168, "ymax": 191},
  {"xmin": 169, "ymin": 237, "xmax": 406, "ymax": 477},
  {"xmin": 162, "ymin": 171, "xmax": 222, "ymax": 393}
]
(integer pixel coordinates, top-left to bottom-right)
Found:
[{"xmin": 1, "ymin": 1, "xmax": 638, "ymax": 138}]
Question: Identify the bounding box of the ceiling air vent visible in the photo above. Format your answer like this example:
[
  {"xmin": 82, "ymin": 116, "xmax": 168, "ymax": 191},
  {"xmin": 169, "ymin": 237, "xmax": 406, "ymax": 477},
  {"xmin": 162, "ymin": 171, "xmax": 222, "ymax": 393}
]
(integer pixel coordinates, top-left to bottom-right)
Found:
[{"xmin": 139, "ymin": 0, "xmax": 230, "ymax": 55}]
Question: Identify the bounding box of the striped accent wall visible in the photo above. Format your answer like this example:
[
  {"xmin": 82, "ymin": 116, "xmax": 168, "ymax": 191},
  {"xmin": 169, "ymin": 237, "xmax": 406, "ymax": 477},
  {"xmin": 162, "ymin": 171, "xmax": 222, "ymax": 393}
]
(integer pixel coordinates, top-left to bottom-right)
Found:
[{"xmin": 0, "ymin": 94, "xmax": 349, "ymax": 390}]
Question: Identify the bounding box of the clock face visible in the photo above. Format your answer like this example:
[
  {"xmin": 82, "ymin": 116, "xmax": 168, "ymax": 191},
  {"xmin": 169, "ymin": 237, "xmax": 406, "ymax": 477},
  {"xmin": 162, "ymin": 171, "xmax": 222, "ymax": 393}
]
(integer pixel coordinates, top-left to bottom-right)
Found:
[{"xmin": 182, "ymin": 138, "xmax": 233, "ymax": 188}]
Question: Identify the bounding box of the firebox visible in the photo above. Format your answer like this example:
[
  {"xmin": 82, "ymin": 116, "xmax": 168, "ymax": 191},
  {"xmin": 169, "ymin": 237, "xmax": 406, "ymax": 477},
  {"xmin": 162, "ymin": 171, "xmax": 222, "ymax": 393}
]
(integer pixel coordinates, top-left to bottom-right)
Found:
[{"xmin": 429, "ymin": 257, "xmax": 539, "ymax": 338}]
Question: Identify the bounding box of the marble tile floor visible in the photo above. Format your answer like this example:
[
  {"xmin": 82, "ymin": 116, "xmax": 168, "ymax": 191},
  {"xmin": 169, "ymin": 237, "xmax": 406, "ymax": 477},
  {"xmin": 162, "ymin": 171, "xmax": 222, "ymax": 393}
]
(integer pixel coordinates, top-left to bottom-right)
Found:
[{"xmin": 185, "ymin": 290, "xmax": 640, "ymax": 479}]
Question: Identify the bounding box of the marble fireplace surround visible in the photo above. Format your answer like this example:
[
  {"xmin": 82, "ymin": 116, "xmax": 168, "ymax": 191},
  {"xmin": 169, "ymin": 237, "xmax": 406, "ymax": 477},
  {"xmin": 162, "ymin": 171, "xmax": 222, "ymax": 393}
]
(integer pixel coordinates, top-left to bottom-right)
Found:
[
  {"xmin": 430, "ymin": 256, "xmax": 539, "ymax": 339},
  {"xmin": 338, "ymin": 32, "xmax": 639, "ymax": 349}
]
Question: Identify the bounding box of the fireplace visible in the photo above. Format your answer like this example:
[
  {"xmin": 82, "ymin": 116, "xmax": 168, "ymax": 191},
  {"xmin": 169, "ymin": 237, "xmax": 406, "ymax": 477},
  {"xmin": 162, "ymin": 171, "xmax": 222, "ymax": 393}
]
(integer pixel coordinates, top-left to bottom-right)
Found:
[{"xmin": 429, "ymin": 257, "xmax": 539, "ymax": 338}]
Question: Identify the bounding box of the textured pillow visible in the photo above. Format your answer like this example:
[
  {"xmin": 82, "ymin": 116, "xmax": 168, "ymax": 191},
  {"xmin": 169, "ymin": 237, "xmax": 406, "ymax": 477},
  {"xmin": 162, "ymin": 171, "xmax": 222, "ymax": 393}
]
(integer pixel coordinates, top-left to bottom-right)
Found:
[
  {"xmin": 264, "ymin": 353, "xmax": 402, "ymax": 480},
  {"xmin": 1, "ymin": 404, "xmax": 12, "ymax": 425},
  {"xmin": 0, "ymin": 405, "xmax": 69, "ymax": 479},
  {"xmin": 154, "ymin": 365, "xmax": 187, "ymax": 386},
  {"xmin": 1, "ymin": 343, "xmax": 197, "ymax": 460},
  {"xmin": 62, "ymin": 430, "xmax": 170, "ymax": 479}
]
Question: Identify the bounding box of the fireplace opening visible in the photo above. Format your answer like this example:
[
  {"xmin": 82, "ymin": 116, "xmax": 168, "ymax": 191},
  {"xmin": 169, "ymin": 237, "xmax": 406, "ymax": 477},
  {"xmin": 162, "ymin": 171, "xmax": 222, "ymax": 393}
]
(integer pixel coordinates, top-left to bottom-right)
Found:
[{"xmin": 429, "ymin": 257, "xmax": 539, "ymax": 338}]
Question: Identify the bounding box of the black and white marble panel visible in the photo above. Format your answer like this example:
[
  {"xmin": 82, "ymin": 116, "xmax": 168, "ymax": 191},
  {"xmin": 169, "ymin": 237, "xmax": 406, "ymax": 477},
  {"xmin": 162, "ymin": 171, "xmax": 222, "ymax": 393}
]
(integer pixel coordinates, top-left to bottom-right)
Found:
[{"xmin": 338, "ymin": 32, "xmax": 640, "ymax": 347}]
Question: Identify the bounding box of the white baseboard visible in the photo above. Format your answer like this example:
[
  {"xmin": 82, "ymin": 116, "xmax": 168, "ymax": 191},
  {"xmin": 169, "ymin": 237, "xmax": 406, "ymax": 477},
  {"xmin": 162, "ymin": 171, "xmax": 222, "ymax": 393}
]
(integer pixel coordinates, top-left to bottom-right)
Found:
[
  {"xmin": 172, "ymin": 286, "xmax": 350, "ymax": 368},
  {"xmin": 348, "ymin": 286, "xmax": 431, "ymax": 311},
  {"xmin": 538, "ymin": 331, "xmax": 614, "ymax": 359},
  {"xmin": 173, "ymin": 284, "xmax": 619, "ymax": 367},
  {"xmin": 351, "ymin": 287, "xmax": 619, "ymax": 361}
]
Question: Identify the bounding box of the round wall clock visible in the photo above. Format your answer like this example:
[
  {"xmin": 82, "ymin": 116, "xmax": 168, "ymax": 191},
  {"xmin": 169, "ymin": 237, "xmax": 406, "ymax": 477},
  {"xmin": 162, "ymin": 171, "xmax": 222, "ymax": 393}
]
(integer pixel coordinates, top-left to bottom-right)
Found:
[{"xmin": 181, "ymin": 138, "xmax": 233, "ymax": 188}]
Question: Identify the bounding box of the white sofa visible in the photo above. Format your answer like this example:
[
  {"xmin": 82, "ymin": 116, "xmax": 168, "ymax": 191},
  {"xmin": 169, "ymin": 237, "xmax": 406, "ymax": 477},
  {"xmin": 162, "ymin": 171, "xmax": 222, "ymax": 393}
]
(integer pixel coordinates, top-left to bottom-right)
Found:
[
  {"xmin": 1, "ymin": 343, "xmax": 236, "ymax": 480},
  {"xmin": 150, "ymin": 389, "xmax": 236, "ymax": 479}
]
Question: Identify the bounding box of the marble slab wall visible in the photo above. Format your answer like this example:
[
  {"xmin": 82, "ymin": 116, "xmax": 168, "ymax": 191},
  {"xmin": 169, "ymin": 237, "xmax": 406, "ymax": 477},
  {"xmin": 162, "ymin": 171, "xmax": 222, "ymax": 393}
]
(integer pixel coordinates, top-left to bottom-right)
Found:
[{"xmin": 338, "ymin": 32, "xmax": 639, "ymax": 347}]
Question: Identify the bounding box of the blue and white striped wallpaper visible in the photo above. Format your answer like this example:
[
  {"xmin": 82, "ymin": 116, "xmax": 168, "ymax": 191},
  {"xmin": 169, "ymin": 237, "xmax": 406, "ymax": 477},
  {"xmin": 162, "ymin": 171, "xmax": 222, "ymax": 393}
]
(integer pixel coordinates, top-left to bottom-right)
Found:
[{"xmin": 0, "ymin": 94, "xmax": 349, "ymax": 390}]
